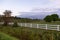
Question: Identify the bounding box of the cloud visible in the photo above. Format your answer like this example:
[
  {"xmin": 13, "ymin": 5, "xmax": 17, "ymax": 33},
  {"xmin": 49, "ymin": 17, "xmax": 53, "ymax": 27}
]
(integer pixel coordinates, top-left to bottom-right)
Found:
[
  {"xmin": 31, "ymin": 8, "xmax": 60, "ymax": 12},
  {"xmin": 0, "ymin": 0, "xmax": 60, "ymax": 16},
  {"xmin": 48, "ymin": 0, "xmax": 60, "ymax": 8}
]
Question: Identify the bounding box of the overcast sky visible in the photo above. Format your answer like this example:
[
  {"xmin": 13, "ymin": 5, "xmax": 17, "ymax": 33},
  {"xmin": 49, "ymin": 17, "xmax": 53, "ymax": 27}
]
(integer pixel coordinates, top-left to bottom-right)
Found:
[{"xmin": 0, "ymin": 0, "xmax": 60, "ymax": 16}]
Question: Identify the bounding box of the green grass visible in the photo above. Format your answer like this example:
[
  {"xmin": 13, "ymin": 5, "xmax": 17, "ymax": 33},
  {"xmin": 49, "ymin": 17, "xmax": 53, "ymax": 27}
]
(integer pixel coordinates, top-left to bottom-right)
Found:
[
  {"xmin": 0, "ymin": 26, "xmax": 60, "ymax": 40},
  {"xmin": 0, "ymin": 32, "xmax": 19, "ymax": 40},
  {"xmin": 29, "ymin": 21, "xmax": 60, "ymax": 25},
  {"xmin": 17, "ymin": 19, "xmax": 60, "ymax": 25}
]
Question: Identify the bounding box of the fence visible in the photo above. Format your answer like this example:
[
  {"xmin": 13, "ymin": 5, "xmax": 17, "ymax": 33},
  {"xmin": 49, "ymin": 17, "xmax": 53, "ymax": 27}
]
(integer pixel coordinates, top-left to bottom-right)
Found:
[
  {"xmin": 0, "ymin": 22, "xmax": 60, "ymax": 31},
  {"xmin": 18, "ymin": 23, "xmax": 60, "ymax": 31}
]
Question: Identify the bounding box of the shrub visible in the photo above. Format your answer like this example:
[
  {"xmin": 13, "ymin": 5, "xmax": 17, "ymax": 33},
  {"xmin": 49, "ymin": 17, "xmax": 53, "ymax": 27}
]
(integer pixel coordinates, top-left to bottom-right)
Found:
[
  {"xmin": 12, "ymin": 22, "xmax": 19, "ymax": 27},
  {"xmin": 2, "ymin": 22, "xmax": 8, "ymax": 26}
]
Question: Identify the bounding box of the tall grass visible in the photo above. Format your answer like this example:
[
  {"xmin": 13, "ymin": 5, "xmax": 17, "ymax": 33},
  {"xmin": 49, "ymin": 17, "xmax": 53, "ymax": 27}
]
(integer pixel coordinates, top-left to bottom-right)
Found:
[{"xmin": 0, "ymin": 26, "xmax": 60, "ymax": 40}]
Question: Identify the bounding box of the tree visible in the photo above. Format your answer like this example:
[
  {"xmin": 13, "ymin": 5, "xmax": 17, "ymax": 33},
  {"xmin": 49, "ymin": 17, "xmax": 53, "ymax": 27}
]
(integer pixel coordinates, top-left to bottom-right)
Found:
[
  {"xmin": 51, "ymin": 14, "xmax": 59, "ymax": 22},
  {"xmin": 3, "ymin": 10, "xmax": 12, "ymax": 26},
  {"xmin": 44, "ymin": 15, "xmax": 52, "ymax": 22}
]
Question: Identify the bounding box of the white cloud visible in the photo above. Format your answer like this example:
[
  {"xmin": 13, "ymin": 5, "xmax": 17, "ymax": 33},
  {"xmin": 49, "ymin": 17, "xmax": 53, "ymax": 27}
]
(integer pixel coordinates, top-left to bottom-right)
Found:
[
  {"xmin": 31, "ymin": 8, "xmax": 59, "ymax": 12},
  {"xmin": 0, "ymin": 0, "xmax": 60, "ymax": 16},
  {"xmin": 49, "ymin": 0, "xmax": 56, "ymax": 2},
  {"xmin": 48, "ymin": 0, "xmax": 60, "ymax": 8}
]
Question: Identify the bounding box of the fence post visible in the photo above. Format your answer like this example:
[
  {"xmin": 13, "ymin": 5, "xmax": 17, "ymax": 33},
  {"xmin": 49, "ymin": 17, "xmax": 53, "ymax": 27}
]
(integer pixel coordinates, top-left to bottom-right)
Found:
[
  {"xmin": 30, "ymin": 23, "xmax": 32, "ymax": 27},
  {"xmin": 37, "ymin": 24, "xmax": 39, "ymax": 28},
  {"xmin": 25, "ymin": 23, "xmax": 27, "ymax": 27},
  {"xmin": 57, "ymin": 25, "xmax": 59, "ymax": 31},
  {"xmin": 21, "ymin": 23, "xmax": 22, "ymax": 26},
  {"xmin": 46, "ymin": 24, "xmax": 48, "ymax": 30}
]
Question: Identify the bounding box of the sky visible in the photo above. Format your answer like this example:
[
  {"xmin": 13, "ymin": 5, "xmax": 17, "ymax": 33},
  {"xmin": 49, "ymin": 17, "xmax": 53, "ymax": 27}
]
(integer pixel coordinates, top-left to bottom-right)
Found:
[{"xmin": 0, "ymin": 0, "xmax": 60, "ymax": 16}]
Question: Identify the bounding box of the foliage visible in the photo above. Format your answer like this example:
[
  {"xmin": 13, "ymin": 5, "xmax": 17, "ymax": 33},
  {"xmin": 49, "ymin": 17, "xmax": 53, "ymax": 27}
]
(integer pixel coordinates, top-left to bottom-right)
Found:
[
  {"xmin": 51, "ymin": 14, "xmax": 59, "ymax": 21},
  {"xmin": 3, "ymin": 10, "xmax": 12, "ymax": 26},
  {"xmin": 44, "ymin": 15, "xmax": 52, "ymax": 22},
  {"xmin": 3, "ymin": 22, "xmax": 8, "ymax": 26},
  {"xmin": 44, "ymin": 14, "xmax": 59, "ymax": 22},
  {"xmin": 12, "ymin": 22, "xmax": 19, "ymax": 27}
]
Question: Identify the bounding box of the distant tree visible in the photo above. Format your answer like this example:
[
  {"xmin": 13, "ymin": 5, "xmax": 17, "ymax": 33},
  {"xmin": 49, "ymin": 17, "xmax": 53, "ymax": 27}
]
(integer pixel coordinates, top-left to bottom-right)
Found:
[
  {"xmin": 44, "ymin": 15, "xmax": 52, "ymax": 22},
  {"xmin": 51, "ymin": 14, "xmax": 59, "ymax": 22}
]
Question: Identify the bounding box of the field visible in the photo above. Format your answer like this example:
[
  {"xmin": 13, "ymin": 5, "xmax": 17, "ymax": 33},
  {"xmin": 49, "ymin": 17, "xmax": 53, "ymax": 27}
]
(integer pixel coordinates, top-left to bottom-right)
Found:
[
  {"xmin": 0, "ymin": 25, "xmax": 60, "ymax": 40},
  {"xmin": 0, "ymin": 18, "xmax": 60, "ymax": 40},
  {"xmin": 32, "ymin": 21, "xmax": 60, "ymax": 25},
  {"xmin": 16, "ymin": 18, "xmax": 60, "ymax": 25},
  {"xmin": 26, "ymin": 20, "xmax": 60, "ymax": 25}
]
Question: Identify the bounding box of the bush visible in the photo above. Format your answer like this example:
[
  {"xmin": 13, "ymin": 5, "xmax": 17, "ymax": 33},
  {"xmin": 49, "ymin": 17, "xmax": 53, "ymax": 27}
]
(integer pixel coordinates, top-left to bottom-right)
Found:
[
  {"xmin": 12, "ymin": 22, "xmax": 19, "ymax": 27},
  {"xmin": 3, "ymin": 22, "xmax": 8, "ymax": 26}
]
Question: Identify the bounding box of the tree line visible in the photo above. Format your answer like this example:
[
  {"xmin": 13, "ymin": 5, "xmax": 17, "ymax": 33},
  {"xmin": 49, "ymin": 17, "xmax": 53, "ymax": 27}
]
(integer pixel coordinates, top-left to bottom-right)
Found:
[{"xmin": 0, "ymin": 10, "xmax": 60, "ymax": 23}]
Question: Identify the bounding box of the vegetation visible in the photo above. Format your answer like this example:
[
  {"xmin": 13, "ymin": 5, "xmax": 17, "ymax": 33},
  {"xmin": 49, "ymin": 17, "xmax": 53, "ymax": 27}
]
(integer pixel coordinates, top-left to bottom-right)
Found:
[
  {"xmin": 0, "ymin": 32, "xmax": 18, "ymax": 40},
  {"xmin": 3, "ymin": 10, "xmax": 12, "ymax": 26},
  {"xmin": 0, "ymin": 10, "xmax": 60, "ymax": 24},
  {"xmin": 0, "ymin": 10, "xmax": 60, "ymax": 40},
  {"xmin": 44, "ymin": 15, "xmax": 52, "ymax": 22},
  {"xmin": 12, "ymin": 21, "xmax": 19, "ymax": 27},
  {"xmin": 0, "ymin": 26, "xmax": 60, "ymax": 40},
  {"xmin": 51, "ymin": 14, "xmax": 59, "ymax": 21},
  {"xmin": 44, "ymin": 14, "xmax": 59, "ymax": 22}
]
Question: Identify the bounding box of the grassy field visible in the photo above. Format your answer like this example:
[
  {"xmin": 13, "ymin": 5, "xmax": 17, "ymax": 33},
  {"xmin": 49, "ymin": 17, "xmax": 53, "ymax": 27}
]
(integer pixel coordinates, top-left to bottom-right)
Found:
[
  {"xmin": 0, "ymin": 25, "xmax": 60, "ymax": 40},
  {"xmin": 26, "ymin": 21, "xmax": 60, "ymax": 25},
  {"xmin": 16, "ymin": 18, "xmax": 60, "ymax": 25}
]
